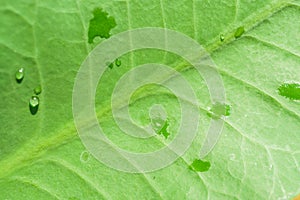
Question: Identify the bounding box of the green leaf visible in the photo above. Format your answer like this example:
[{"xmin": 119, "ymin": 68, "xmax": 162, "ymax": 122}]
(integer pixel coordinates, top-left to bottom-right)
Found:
[{"xmin": 0, "ymin": 0, "xmax": 299, "ymax": 199}]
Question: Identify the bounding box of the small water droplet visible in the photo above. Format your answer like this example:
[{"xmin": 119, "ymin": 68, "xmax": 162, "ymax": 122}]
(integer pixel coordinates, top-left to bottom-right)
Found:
[
  {"xmin": 220, "ymin": 34, "xmax": 225, "ymax": 41},
  {"xmin": 229, "ymin": 153, "xmax": 236, "ymax": 161},
  {"xmin": 34, "ymin": 85, "xmax": 42, "ymax": 95},
  {"xmin": 115, "ymin": 58, "xmax": 121, "ymax": 67},
  {"xmin": 15, "ymin": 68, "xmax": 24, "ymax": 83},
  {"xmin": 190, "ymin": 159, "xmax": 211, "ymax": 172},
  {"xmin": 80, "ymin": 151, "xmax": 90, "ymax": 163},
  {"xmin": 269, "ymin": 164, "xmax": 273, "ymax": 170},
  {"xmin": 278, "ymin": 82, "xmax": 300, "ymax": 101},
  {"xmin": 108, "ymin": 62, "xmax": 114, "ymax": 69},
  {"xmin": 29, "ymin": 96, "xmax": 39, "ymax": 115},
  {"xmin": 234, "ymin": 26, "xmax": 245, "ymax": 38},
  {"xmin": 207, "ymin": 102, "xmax": 231, "ymax": 119},
  {"xmin": 30, "ymin": 96, "xmax": 39, "ymax": 107}
]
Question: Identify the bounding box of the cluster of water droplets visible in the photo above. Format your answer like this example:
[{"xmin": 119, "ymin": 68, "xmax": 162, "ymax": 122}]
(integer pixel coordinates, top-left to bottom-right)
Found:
[{"xmin": 15, "ymin": 67, "xmax": 42, "ymax": 115}]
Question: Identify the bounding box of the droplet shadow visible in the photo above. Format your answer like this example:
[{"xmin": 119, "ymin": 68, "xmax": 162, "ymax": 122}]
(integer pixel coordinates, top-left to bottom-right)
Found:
[{"xmin": 29, "ymin": 104, "xmax": 39, "ymax": 115}]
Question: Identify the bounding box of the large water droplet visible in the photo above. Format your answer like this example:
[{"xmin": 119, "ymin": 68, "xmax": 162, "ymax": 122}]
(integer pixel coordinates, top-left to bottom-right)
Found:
[
  {"xmin": 220, "ymin": 34, "xmax": 225, "ymax": 42},
  {"xmin": 234, "ymin": 26, "xmax": 245, "ymax": 38},
  {"xmin": 34, "ymin": 85, "xmax": 42, "ymax": 95},
  {"xmin": 207, "ymin": 102, "xmax": 231, "ymax": 119},
  {"xmin": 29, "ymin": 96, "xmax": 39, "ymax": 115},
  {"xmin": 190, "ymin": 159, "xmax": 211, "ymax": 172},
  {"xmin": 269, "ymin": 164, "xmax": 273, "ymax": 170},
  {"xmin": 115, "ymin": 58, "xmax": 121, "ymax": 67},
  {"xmin": 15, "ymin": 68, "xmax": 24, "ymax": 83},
  {"xmin": 278, "ymin": 82, "xmax": 300, "ymax": 101}
]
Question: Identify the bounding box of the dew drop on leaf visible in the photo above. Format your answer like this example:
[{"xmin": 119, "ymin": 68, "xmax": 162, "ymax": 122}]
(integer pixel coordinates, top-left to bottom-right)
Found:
[
  {"xmin": 15, "ymin": 67, "xmax": 24, "ymax": 83},
  {"xmin": 220, "ymin": 34, "xmax": 225, "ymax": 41},
  {"xmin": 115, "ymin": 58, "xmax": 121, "ymax": 67},
  {"xmin": 234, "ymin": 26, "xmax": 245, "ymax": 38},
  {"xmin": 29, "ymin": 96, "xmax": 39, "ymax": 107},
  {"xmin": 29, "ymin": 96, "xmax": 39, "ymax": 115},
  {"xmin": 207, "ymin": 102, "xmax": 231, "ymax": 119},
  {"xmin": 190, "ymin": 159, "xmax": 211, "ymax": 172},
  {"xmin": 34, "ymin": 85, "xmax": 42, "ymax": 95},
  {"xmin": 269, "ymin": 164, "xmax": 273, "ymax": 170},
  {"xmin": 108, "ymin": 62, "xmax": 114, "ymax": 69},
  {"xmin": 277, "ymin": 82, "xmax": 300, "ymax": 101}
]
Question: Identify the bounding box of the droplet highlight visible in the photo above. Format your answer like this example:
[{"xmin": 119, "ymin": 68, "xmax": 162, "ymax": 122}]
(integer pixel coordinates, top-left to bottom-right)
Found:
[
  {"xmin": 190, "ymin": 159, "xmax": 211, "ymax": 172},
  {"xmin": 30, "ymin": 96, "xmax": 39, "ymax": 107},
  {"xmin": 34, "ymin": 85, "xmax": 42, "ymax": 95},
  {"xmin": 234, "ymin": 26, "xmax": 245, "ymax": 38},
  {"xmin": 207, "ymin": 102, "xmax": 231, "ymax": 119},
  {"xmin": 115, "ymin": 58, "xmax": 121, "ymax": 67},
  {"xmin": 15, "ymin": 68, "xmax": 24, "ymax": 83},
  {"xmin": 29, "ymin": 96, "xmax": 39, "ymax": 115},
  {"xmin": 278, "ymin": 82, "xmax": 300, "ymax": 101}
]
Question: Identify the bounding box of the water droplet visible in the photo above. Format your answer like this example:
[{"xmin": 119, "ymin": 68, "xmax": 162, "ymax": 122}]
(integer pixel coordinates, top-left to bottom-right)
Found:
[
  {"xmin": 34, "ymin": 85, "xmax": 42, "ymax": 95},
  {"xmin": 190, "ymin": 159, "xmax": 211, "ymax": 172},
  {"xmin": 278, "ymin": 82, "xmax": 300, "ymax": 101},
  {"xmin": 207, "ymin": 102, "xmax": 231, "ymax": 119},
  {"xmin": 15, "ymin": 68, "xmax": 24, "ymax": 83},
  {"xmin": 220, "ymin": 34, "xmax": 225, "ymax": 42},
  {"xmin": 29, "ymin": 96, "xmax": 39, "ymax": 115},
  {"xmin": 30, "ymin": 96, "xmax": 39, "ymax": 107},
  {"xmin": 115, "ymin": 58, "xmax": 121, "ymax": 67},
  {"xmin": 269, "ymin": 164, "xmax": 273, "ymax": 170},
  {"xmin": 234, "ymin": 26, "xmax": 245, "ymax": 38},
  {"xmin": 108, "ymin": 62, "xmax": 113, "ymax": 69},
  {"xmin": 80, "ymin": 151, "xmax": 90, "ymax": 163}
]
